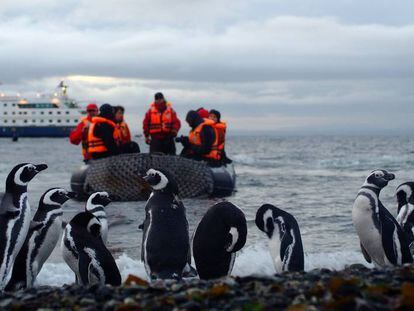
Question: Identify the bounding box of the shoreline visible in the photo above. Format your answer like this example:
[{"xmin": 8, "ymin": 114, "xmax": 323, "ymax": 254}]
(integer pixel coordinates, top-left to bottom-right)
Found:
[{"xmin": 2, "ymin": 264, "xmax": 414, "ymax": 310}]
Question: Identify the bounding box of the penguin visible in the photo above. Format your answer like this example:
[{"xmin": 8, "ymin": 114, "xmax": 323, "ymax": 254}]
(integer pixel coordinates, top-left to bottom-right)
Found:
[
  {"xmin": 0, "ymin": 163, "xmax": 47, "ymax": 290},
  {"xmin": 141, "ymin": 168, "xmax": 190, "ymax": 280},
  {"xmin": 61, "ymin": 212, "xmax": 121, "ymax": 286},
  {"xmin": 352, "ymin": 169, "xmax": 413, "ymax": 267},
  {"xmin": 85, "ymin": 192, "xmax": 111, "ymax": 244},
  {"xmin": 6, "ymin": 188, "xmax": 74, "ymax": 291},
  {"xmin": 255, "ymin": 204, "xmax": 304, "ymax": 273},
  {"xmin": 192, "ymin": 201, "xmax": 247, "ymax": 280},
  {"xmin": 395, "ymin": 182, "xmax": 414, "ymax": 253}
]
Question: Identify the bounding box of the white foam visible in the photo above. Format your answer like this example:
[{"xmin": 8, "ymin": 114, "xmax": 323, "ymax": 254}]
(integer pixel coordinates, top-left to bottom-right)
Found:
[{"xmin": 36, "ymin": 246, "xmax": 373, "ymax": 286}]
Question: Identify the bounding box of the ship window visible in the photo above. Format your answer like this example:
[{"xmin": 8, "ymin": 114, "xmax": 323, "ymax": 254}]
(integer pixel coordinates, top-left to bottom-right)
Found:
[
  {"xmin": 18, "ymin": 112, "xmax": 22, "ymax": 115},
  {"xmin": 12, "ymin": 112, "xmax": 15, "ymax": 115},
  {"xmin": 4, "ymin": 120, "xmax": 7, "ymax": 123},
  {"xmin": 40, "ymin": 119, "xmax": 44, "ymax": 123},
  {"xmin": 57, "ymin": 111, "xmax": 61, "ymax": 115},
  {"xmin": 23, "ymin": 111, "xmax": 27, "ymax": 115},
  {"xmin": 3, "ymin": 111, "xmax": 7, "ymax": 115},
  {"xmin": 12, "ymin": 103, "xmax": 16, "ymax": 107},
  {"xmin": 12, "ymin": 120, "xmax": 16, "ymax": 123},
  {"xmin": 49, "ymin": 120, "xmax": 53, "ymax": 123},
  {"xmin": 24, "ymin": 120, "xmax": 27, "ymax": 123},
  {"xmin": 49, "ymin": 111, "xmax": 52, "ymax": 115},
  {"xmin": 40, "ymin": 111, "xmax": 44, "ymax": 115},
  {"xmin": 66, "ymin": 111, "xmax": 69, "ymax": 114},
  {"xmin": 3, "ymin": 103, "xmax": 7, "ymax": 107},
  {"xmin": 57, "ymin": 120, "xmax": 61, "ymax": 123},
  {"xmin": 66, "ymin": 120, "xmax": 70, "ymax": 123},
  {"xmin": 32, "ymin": 120, "xmax": 36, "ymax": 123}
]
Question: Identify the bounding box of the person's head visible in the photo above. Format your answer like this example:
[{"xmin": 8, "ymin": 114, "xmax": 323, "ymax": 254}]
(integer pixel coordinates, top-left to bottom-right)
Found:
[
  {"xmin": 154, "ymin": 92, "xmax": 166, "ymax": 106},
  {"xmin": 99, "ymin": 103, "xmax": 115, "ymax": 121},
  {"xmin": 114, "ymin": 106, "xmax": 125, "ymax": 123},
  {"xmin": 209, "ymin": 109, "xmax": 221, "ymax": 123},
  {"xmin": 86, "ymin": 103, "xmax": 98, "ymax": 117},
  {"xmin": 196, "ymin": 107, "xmax": 209, "ymax": 119},
  {"xmin": 186, "ymin": 110, "xmax": 203, "ymax": 129}
]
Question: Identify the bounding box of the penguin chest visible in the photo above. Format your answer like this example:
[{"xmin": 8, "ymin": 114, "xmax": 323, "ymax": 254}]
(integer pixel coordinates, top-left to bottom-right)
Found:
[
  {"xmin": 352, "ymin": 196, "xmax": 385, "ymax": 264},
  {"xmin": 268, "ymin": 232, "xmax": 283, "ymax": 273},
  {"xmin": 31, "ymin": 220, "xmax": 62, "ymax": 271}
]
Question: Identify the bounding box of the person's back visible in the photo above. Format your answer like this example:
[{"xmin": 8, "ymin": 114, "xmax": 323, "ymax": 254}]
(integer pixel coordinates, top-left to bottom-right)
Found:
[
  {"xmin": 88, "ymin": 104, "xmax": 120, "ymax": 160},
  {"xmin": 143, "ymin": 92, "xmax": 180, "ymax": 155}
]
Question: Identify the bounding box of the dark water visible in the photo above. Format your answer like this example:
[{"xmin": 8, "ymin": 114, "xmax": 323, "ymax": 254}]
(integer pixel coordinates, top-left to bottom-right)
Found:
[{"xmin": 0, "ymin": 135, "xmax": 413, "ymax": 282}]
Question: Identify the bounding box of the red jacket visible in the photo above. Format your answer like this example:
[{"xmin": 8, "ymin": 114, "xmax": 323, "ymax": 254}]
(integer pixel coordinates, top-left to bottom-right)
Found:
[
  {"xmin": 69, "ymin": 116, "xmax": 93, "ymax": 145},
  {"xmin": 143, "ymin": 102, "xmax": 181, "ymax": 139}
]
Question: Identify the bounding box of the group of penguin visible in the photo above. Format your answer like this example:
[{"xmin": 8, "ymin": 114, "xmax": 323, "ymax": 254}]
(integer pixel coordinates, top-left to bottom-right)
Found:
[
  {"xmin": 0, "ymin": 163, "xmax": 305, "ymax": 291},
  {"xmin": 353, "ymin": 169, "xmax": 414, "ymax": 267}
]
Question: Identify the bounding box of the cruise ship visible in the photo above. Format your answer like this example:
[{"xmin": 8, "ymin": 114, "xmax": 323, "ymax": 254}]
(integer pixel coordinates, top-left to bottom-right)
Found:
[{"xmin": 0, "ymin": 82, "xmax": 84, "ymax": 137}]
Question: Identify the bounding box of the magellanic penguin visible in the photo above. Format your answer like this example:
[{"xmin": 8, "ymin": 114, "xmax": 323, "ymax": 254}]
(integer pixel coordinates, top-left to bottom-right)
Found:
[
  {"xmin": 255, "ymin": 204, "xmax": 304, "ymax": 273},
  {"xmin": 0, "ymin": 163, "xmax": 47, "ymax": 290},
  {"xmin": 395, "ymin": 182, "xmax": 414, "ymax": 254},
  {"xmin": 85, "ymin": 192, "xmax": 111, "ymax": 244},
  {"xmin": 61, "ymin": 212, "xmax": 121, "ymax": 286},
  {"xmin": 193, "ymin": 201, "xmax": 247, "ymax": 280},
  {"xmin": 141, "ymin": 169, "xmax": 190, "ymax": 280},
  {"xmin": 352, "ymin": 170, "xmax": 413, "ymax": 267},
  {"xmin": 6, "ymin": 188, "xmax": 74, "ymax": 291}
]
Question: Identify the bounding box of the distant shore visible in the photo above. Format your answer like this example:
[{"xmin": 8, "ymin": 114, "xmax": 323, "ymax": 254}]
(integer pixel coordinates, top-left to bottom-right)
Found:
[{"xmin": 1, "ymin": 264, "xmax": 414, "ymax": 310}]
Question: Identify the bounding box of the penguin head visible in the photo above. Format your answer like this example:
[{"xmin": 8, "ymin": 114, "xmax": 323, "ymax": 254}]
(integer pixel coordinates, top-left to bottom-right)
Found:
[
  {"xmin": 40, "ymin": 188, "xmax": 75, "ymax": 207},
  {"xmin": 395, "ymin": 183, "xmax": 414, "ymax": 213},
  {"xmin": 87, "ymin": 192, "xmax": 111, "ymax": 209},
  {"xmin": 396, "ymin": 183, "xmax": 414, "ymax": 227},
  {"xmin": 143, "ymin": 169, "xmax": 179, "ymax": 194},
  {"xmin": 363, "ymin": 169, "xmax": 395, "ymax": 189},
  {"xmin": 6, "ymin": 163, "xmax": 48, "ymax": 191},
  {"xmin": 256, "ymin": 204, "xmax": 293, "ymax": 239},
  {"xmin": 70, "ymin": 212, "xmax": 102, "ymax": 238}
]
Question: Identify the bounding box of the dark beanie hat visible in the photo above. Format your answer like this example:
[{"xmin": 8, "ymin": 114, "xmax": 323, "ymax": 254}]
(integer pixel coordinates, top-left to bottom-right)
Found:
[
  {"xmin": 154, "ymin": 92, "xmax": 164, "ymax": 100},
  {"xmin": 209, "ymin": 109, "xmax": 221, "ymax": 122},
  {"xmin": 100, "ymin": 103, "xmax": 114, "ymax": 120}
]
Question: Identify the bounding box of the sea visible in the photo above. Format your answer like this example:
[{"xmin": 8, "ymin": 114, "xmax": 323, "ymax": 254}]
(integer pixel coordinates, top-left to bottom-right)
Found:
[{"xmin": 1, "ymin": 135, "xmax": 414, "ymax": 286}]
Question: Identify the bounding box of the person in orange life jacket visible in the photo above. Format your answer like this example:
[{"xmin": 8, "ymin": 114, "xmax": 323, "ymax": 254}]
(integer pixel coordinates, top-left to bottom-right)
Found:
[
  {"xmin": 209, "ymin": 109, "xmax": 232, "ymax": 164},
  {"xmin": 69, "ymin": 103, "xmax": 98, "ymax": 162},
  {"xmin": 114, "ymin": 105, "xmax": 140, "ymax": 154},
  {"xmin": 178, "ymin": 110, "xmax": 217, "ymax": 162},
  {"xmin": 143, "ymin": 92, "xmax": 181, "ymax": 155},
  {"xmin": 88, "ymin": 104, "xmax": 120, "ymax": 160},
  {"xmin": 196, "ymin": 107, "xmax": 209, "ymax": 119}
]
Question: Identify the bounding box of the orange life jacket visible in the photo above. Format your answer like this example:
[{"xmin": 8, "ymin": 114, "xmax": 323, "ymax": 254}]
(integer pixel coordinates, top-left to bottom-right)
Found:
[
  {"xmin": 189, "ymin": 119, "xmax": 221, "ymax": 161},
  {"xmin": 81, "ymin": 117, "xmax": 91, "ymax": 158},
  {"xmin": 117, "ymin": 121, "xmax": 131, "ymax": 144},
  {"xmin": 149, "ymin": 102, "xmax": 174, "ymax": 135},
  {"xmin": 213, "ymin": 121, "xmax": 226, "ymax": 155},
  {"xmin": 87, "ymin": 117, "xmax": 119, "ymax": 154}
]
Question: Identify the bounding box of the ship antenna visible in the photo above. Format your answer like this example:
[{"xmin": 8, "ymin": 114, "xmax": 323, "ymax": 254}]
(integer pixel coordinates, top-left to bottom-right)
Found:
[{"xmin": 58, "ymin": 81, "xmax": 68, "ymax": 97}]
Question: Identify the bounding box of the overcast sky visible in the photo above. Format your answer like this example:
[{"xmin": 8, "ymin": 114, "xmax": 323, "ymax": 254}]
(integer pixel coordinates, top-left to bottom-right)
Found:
[{"xmin": 1, "ymin": 0, "xmax": 413, "ymax": 134}]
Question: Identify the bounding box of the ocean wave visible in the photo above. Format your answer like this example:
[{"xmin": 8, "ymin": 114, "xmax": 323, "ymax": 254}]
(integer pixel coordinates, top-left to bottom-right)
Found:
[{"xmin": 36, "ymin": 247, "xmax": 372, "ymax": 286}]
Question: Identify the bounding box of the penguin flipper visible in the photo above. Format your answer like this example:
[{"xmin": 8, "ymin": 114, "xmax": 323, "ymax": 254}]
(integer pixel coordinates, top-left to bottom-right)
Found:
[
  {"xmin": 29, "ymin": 221, "xmax": 43, "ymax": 232},
  {"xmin": 360, "ymin": 243, "xmax": 372, "ymax": 263},
  {"xmin": 0, "ymin": 193, "xmax": 20, "ymax": 217},
  {"xmin": 380, "ymin": 211, "xmax": 398, "ymax": 265},
  {"xmin": 78, "ymin": 252, "xmax": 92, "ymax": 286},
  {"xmin": 280, "ymin": 229, "xmax": 294, "ymax": 264}
]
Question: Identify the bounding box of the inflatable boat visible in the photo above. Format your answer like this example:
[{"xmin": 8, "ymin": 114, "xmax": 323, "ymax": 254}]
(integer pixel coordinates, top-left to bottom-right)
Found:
[{"xmin": 70, "ymin": 153, "xmax": 236, "ymax": 201}]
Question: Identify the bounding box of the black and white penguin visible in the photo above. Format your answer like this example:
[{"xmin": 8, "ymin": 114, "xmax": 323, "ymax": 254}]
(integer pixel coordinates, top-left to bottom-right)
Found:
[
  {"xmin": 193, "ymin": 201, "xmax": 247, "ymax": 280},
  {"xmin": 352, "ymin": 169, "xmax": 413, "ymax": 267},
  {"xmin": 85, "ymin": 192, "xmax": 111, "ymax": 244},
  {"xmin": 141, "ymin": 168, "xmax": 190, "ymax": 280},
  {"xmin": 255, "ymin": 204, "xmax": 304, "ymax": 273},
  {"xmin": 395, "ymin": 182, "xmax": 414, "ymax": 253},
  {"xmin": 0, "ymin": 163, "xmax": 47, "ymax": 290},
  {"xmin": 6, "ymin": 188, "xmax": 74, "ymax": 291},
  {"xmin": 61, "ymin": 212, "xmax": 121, "ymax": 286}
]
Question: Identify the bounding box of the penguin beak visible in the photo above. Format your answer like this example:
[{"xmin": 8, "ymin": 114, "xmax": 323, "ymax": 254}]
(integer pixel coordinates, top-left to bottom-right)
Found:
[
  {"xmin": 385, "ymin": 173, "xmax": 395, "ymax": 181},
  {"xmin": 66, "ymin": 191, "xmax": 77, "ymax": 199},
  {"xmin": 34, "ymin": 164, "xmax": 48, "ymax": 173}
]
